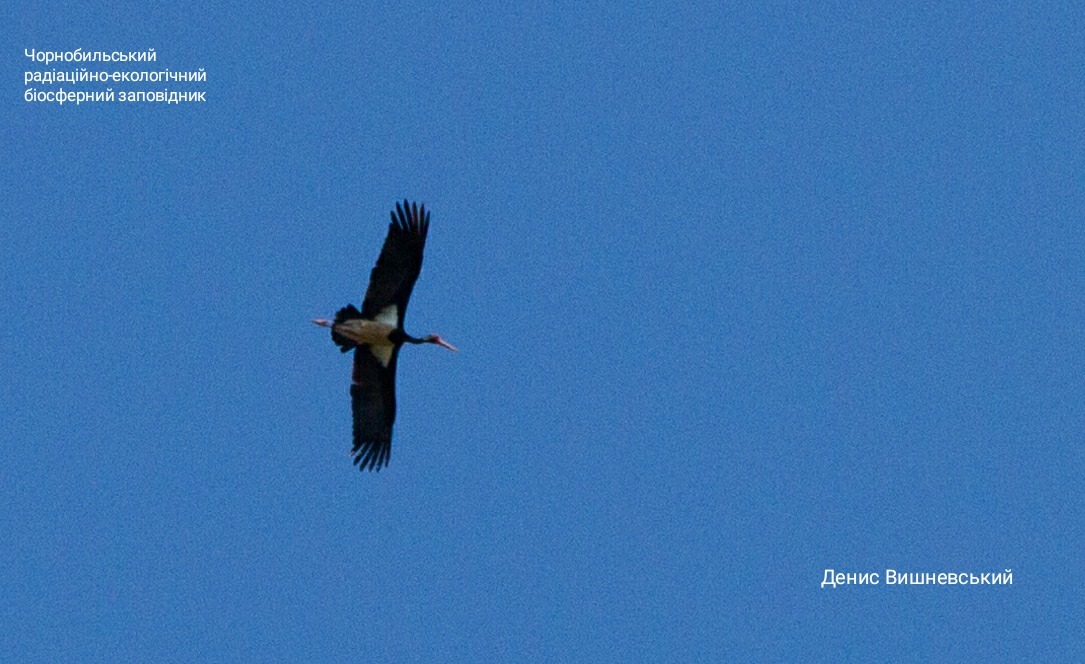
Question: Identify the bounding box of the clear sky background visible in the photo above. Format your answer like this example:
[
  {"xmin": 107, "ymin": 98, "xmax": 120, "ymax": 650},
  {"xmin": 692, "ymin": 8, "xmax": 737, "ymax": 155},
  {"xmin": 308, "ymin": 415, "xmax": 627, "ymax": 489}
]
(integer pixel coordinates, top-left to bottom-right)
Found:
[{"xmin": 2, "ymin": 1, "xmax": 1083, "ymax": 661}]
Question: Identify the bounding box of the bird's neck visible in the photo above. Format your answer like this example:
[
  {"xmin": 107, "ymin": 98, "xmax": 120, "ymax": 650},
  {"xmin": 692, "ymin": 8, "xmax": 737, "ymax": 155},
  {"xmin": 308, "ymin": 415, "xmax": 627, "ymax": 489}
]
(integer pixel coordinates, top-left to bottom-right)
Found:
[{"xmin": 389, "ymin": 329, "xmax": 423, "ymax": 345}]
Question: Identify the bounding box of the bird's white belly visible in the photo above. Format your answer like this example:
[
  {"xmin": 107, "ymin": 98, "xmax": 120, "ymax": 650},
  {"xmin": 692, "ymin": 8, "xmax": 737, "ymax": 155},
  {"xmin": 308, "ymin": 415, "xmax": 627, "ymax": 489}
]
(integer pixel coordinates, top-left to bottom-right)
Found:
[{"xmin": 335, "ymin": 319, "xmax": 395, "ymax": 346}]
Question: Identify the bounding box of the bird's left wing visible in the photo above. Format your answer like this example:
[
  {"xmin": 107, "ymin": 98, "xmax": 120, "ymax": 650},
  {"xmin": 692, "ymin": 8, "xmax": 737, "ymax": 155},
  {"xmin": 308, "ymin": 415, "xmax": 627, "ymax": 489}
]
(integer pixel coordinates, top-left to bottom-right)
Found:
[
  {"xmin": 349, "ymin": 345, "xmax": 401, "ymax": 471},
  {"xmin": 360, "ymin": 200, "xmax": 430, "ymax": 328}
]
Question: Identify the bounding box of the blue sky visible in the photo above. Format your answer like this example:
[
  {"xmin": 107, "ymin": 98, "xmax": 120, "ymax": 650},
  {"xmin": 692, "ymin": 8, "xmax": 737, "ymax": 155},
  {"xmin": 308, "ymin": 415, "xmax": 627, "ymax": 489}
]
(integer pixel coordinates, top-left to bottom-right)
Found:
[{"xmin": 2, "ymin": 1, "xmax": 1083, "ymax": 661}]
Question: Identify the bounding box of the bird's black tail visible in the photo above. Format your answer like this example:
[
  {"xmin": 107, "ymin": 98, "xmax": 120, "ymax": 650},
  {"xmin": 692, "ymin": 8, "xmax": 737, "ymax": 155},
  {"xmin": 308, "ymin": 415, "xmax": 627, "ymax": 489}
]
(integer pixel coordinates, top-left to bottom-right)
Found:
[{"xmin": 331, "ymin": 304, "xmax": 363, "ymax": 352}]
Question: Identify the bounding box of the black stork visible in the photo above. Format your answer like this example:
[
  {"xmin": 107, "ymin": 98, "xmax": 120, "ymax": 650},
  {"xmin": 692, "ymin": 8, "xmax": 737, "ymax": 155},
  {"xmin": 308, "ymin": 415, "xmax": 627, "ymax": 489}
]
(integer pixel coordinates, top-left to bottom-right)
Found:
[{"xmin": 313, "ymin": 200, "xmax": 457, "ymax": 471}]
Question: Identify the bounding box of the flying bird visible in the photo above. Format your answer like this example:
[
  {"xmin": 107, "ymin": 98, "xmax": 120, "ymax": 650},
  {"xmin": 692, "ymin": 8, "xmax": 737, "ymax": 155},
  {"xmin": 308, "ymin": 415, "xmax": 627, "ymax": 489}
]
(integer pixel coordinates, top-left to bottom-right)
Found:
[{"xmin": 314, "ymin": 200, "xmax": 457, "ymax": 471}]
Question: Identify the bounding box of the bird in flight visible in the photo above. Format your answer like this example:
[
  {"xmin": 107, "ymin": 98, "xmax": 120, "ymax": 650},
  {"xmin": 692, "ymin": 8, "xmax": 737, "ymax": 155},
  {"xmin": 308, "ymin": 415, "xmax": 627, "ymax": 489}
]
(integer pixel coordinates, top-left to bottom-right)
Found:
[{"xmin": 314, "ymin": 200, "xmax": 457, "ymax": 471}]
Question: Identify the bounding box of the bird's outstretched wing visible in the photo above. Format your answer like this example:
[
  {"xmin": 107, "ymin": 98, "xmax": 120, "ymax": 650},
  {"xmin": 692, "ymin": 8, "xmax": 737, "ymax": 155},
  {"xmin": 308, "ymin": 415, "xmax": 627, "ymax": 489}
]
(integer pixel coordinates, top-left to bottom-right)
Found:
[
  {"xmin": 349, "ymin": 346, "xmax": 402, "ymax": 471},
  {"xmin": 360, "ymin": 200, "xmax": 430, "ymax": 328}
]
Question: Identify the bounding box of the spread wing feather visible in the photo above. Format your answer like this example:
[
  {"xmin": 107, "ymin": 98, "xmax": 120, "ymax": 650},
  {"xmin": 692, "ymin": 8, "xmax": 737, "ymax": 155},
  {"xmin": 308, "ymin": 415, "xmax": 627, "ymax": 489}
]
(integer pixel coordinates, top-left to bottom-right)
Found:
[
  {"xmin": 360, "ymin": 200, "xmax": 429, "ymax": 328},
  {"xmin": 349, "ymin": 345, "xmax": 402, "ymax": 471}
]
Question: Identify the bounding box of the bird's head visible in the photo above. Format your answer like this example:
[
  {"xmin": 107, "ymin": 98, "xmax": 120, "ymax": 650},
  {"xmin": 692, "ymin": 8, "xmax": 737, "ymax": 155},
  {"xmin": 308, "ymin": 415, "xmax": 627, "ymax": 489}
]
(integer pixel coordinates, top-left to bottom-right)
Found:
[{"xmin": 423, "ymin": 334, "xmax": 459, "ymax": 352}]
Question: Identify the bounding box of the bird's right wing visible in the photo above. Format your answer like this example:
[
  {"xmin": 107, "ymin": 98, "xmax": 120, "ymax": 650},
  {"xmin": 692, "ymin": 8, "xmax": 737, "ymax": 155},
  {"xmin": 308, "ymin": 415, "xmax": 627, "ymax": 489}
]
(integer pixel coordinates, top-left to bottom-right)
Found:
[
  {"xmin": 360, "ymin": 200, "xmax": 430, "ymax": 327},
  {"xmin": 349, "ymin": 345, "xmax": 400, "ymax": 471}
]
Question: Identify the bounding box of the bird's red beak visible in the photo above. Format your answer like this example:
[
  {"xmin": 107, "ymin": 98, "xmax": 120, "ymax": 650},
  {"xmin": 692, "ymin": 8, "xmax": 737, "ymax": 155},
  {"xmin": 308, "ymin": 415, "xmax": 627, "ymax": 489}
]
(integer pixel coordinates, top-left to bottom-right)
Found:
[
  {"xmin": 432, "ymin": 336, "xmax": 459, "ymax": 352},
  {"xmin": 312, "ymin": 319, "xmax": 332, "ymax": 328}
]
